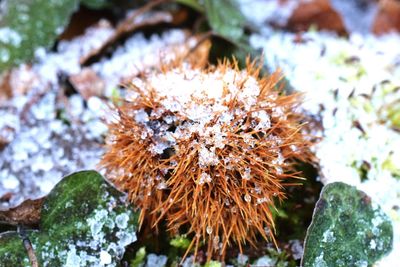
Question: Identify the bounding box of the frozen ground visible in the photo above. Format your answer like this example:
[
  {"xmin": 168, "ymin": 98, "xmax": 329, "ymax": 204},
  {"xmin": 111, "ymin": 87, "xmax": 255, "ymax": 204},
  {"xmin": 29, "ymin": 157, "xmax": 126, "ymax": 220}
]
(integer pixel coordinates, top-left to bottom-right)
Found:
[
  {"xmin": 0, "ymin": 26, "xmax": 195, "ymax": 210},
  {"xmin": 250, "ymin": 23, "xmax": 400, "ymax": 267},
  {"xmin": 0, "ymin": 0, "xmax": 399, "ymax": 265}
]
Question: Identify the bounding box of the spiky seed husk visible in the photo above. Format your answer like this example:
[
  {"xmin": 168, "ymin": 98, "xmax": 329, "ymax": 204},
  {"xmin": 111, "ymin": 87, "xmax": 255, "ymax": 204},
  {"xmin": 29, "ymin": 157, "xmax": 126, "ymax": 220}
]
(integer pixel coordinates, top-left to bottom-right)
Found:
[{"xmin": 100, "ymin": 60, "xmax": 313, "ymax": 261}]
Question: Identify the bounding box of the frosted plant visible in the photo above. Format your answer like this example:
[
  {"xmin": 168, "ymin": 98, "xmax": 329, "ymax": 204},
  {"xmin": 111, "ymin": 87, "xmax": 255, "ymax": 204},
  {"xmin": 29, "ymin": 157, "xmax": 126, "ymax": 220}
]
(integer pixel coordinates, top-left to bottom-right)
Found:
[{"xmin": 100, "ymin": 60, "xmax": 313, "ymax": 261}]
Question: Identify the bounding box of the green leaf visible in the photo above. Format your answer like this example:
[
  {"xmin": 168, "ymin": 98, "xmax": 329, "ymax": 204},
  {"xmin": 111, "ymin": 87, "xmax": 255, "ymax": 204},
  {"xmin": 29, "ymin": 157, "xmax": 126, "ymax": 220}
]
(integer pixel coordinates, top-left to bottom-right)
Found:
[
  {"xmin": 130, "ymin": 247, "xmax": 146, "ymax": 267},
  {"xmin": 0, "ymin": 0, "xmax": 80, "ymax": 71},
  {"xmin": 204, "ymin": 0, "xmax": 246, "ymax": 43},
  {"xmin": 302, "ymin": 182, "xmax": 393, "ymax": 267},
  {"xmin": 81, "ymin": 0, "xmax": 112, "ymax": 9},
  {"xmin": 0, "ymin": 170, "xmax": 139, "ymax": 266},
  {"xmin": 0, "ymin": 232, "xmax": 30, "ymax": 266},
  {"xmin": 204, "ymin": 260, "xmax": 222, "ymax": 267},
  {"xmin": 175, "ymin": 0, "xmax": 204, "ymax": 13},
  {"xmin": 169, "ymin": 235, "xmax": 191, "ymax": 250}
]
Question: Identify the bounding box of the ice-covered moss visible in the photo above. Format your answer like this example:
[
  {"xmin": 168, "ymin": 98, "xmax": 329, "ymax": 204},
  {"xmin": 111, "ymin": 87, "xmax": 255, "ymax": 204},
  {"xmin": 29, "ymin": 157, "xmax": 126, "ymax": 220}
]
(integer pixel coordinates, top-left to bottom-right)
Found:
[
  {"xmin": 0, "ymin": 0, "xmax": 79, "ymax": 70},
  {"xmin": 0, "ymin": 170, "xmax": 139, "ymax": 266},
  {"xmin": 0, "ymin": 232, "xmax": 31, "ymax": 266},
  {"xmin": 250, "ymin": 28, "xmax": 400, "ymax": 265},
  {"xmin": 302, "ymin": 182, "xmax": 393, "ymax": 267}
]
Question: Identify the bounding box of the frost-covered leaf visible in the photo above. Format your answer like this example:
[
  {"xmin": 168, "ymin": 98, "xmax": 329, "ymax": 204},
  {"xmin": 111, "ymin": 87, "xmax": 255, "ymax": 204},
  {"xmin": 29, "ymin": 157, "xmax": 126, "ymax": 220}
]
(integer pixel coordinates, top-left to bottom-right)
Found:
[
  {"xmin": 0, "ymin": 170, "xmax": 139, "ymax": 266},
  {"xmin": 302, "ymin": 182, "xmax": 393, "ymax": 267},
  {"xmin": 80, "ymin": 10, "xmax": 173, "ymax": 64},
  {"xmin": 0, "ymin": 232, "xmax": 30, "ymax": 266},
  {"xmin": 204, "ymin": 0, "xmax": 246, "ymax": 43},
  {"xmin": 0, "ymin": 0, "xmax": 80, "ymax": 71}
]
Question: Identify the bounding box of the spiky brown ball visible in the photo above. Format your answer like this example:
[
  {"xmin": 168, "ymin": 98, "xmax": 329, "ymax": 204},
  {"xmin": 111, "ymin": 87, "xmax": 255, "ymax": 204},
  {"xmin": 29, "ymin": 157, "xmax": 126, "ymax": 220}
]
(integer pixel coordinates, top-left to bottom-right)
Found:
[{"xmin": 100, "ymin": 60, "xmax": 313, "ymax": 260}]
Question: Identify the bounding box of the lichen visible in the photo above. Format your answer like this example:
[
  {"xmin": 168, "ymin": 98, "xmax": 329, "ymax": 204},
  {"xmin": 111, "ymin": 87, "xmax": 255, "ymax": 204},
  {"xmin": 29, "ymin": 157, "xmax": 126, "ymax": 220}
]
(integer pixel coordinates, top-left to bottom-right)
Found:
[
  {"xmin": 302, "ymin": 182, "xmax": 393, "ymax": 266},
  {"xmin": 0, "ymin": 0, "xmax": 79, "ymax": 70},
  {"xmin": 0, "ymin": 171, "xmax": 139, "ymax": 266}
]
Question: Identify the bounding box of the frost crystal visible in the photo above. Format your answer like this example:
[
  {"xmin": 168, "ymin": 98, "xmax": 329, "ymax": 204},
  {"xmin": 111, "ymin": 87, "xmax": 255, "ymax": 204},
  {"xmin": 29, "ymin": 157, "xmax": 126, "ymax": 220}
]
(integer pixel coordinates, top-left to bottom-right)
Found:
[
  {"xmin": 101, "ymin": 60, "xmax": 312, "ymax": 259},
  {"xmin": 65, "ymin": 246, "xmax": 81, "ymax": 267},
  {"xmin": 0, "ymin": 27, "xmax": 22, "ymax": 46},
  {"xmin": 100, "ymin": 251, "xmax": 112, "ymax": 265},
  {"xmin": 115, "ymin": 214, "xmax": 129, "ymax": 229},
  {"xmin": 0, "ymin": 24, "xmax": 194, "ymax": 209},
  {"xmin": 146, "ymin": 254, "xmax": 168, "ymax": 267},
  {"xmin": 250, "ymin": 24, "xmax": 400, "ymax": 266},
  {"xmin": 198, "ymin": 172, "xmax": 212, "ymax": 185}
]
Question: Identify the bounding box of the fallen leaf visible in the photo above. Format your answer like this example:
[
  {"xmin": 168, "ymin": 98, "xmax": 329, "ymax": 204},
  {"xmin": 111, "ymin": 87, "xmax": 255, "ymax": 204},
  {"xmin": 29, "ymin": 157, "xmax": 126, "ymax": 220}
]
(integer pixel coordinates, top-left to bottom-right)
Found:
[
  {"xmin": 0, "ymin": 193, "xmax": 13, "ymax": 203},
  {"xmin": 0, "ymin": 71, "xmax": 12, "ymax": 103},
  {"xmin": 0, "ymin": 198, "xmax": 44, "ymax": 227},
  {"xmin": 80, "ymin": 9, "xmax": 174, "ymax": 65},
  {"xmin": 0, "ymin": 65, "xmax": 40, "ymax": 103},
  {"xmin": 69, "ymin": 68, "xmax": 105, "ymax": 100},
  {"xmin": 287, "ymin": 0, "xmax": 347, "ymax": 34},
  {"xmin": 372, "ymin": 0, "xmax": 400, "ymax": 35},
  {"xmin": 185, "ymin": 37, "xmax": 212, "ymax": 69},
  {"xmin": 0, "ymin": 170, "xmax": 139, "ymax": 266}
]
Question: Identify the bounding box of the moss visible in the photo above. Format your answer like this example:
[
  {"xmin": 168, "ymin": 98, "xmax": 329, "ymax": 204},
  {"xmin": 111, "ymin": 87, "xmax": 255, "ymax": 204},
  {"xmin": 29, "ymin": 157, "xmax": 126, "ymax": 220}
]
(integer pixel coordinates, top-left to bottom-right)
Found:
[
  {"xmin": 0, "ymin": 0, "xmax": 79, "ymax": 71},
  {"xmin": 0, "ymin": 232, "xmax": 30, "ymax": 265},
  {"xmin": 302, "ymin": 182, "xmax": 393, "ymax": 267},
  {"xmin": 0, "ymin": 171, "xmax": 139, "ymax": 266}
]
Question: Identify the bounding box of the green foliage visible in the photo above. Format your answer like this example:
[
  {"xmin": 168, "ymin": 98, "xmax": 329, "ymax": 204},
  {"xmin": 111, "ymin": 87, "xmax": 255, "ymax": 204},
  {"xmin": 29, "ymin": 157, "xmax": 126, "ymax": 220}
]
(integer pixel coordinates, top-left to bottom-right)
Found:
[
  {"xmin": 174, "ymin": 0, "xmax": 204, "ymax": 12},
  {"xmin": 203, "ymin": 260, "xmax": 222, "ymax": 267},
  {"xmin": 81, "ymin": 0, "xmax": 112, "ymax": 9},
  {"xmin": 302, "ymin": 182, "xmax": 393, "ymax": 267},
  {"xmin": 204, "ymin": 0, "xmax": 246, "ymax": 43},
  {"xmin": 0, "ymin": 171, "xmax": 139, "ymax": 266},
  {"xmin": 169, "ymin": 235, "xmax": 191, "ymax": 250},
  {"xmin": 0, "ymin": 0, "xmax": 80, "ymax": 71},
  {"xmin": 130, "ymin": 247, "xmax": 146, "ymax": 267}
]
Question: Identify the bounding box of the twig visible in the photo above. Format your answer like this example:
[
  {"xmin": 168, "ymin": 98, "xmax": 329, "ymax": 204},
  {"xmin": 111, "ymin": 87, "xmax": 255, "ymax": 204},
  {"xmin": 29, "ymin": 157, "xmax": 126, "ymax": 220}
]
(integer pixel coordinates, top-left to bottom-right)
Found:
[{"xmin": 18, "ymin": 226, "xmax": 39, "ymax": 267}]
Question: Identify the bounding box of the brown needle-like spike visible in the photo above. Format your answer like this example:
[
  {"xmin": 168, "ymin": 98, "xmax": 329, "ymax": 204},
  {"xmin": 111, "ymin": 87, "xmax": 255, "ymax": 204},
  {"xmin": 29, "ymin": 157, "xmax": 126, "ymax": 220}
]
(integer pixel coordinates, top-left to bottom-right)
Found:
[{"xmin": 100, "ymin": 59, "xmax": 314, "ymax": 262}]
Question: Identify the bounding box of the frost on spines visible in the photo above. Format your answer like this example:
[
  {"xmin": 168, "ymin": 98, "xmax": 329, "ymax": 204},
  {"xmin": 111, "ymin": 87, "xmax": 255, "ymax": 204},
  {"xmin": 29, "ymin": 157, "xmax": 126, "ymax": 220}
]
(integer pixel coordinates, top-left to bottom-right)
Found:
[{"xmin": 100, "ymin": 59, "xmax": 314, "ymax": 261}]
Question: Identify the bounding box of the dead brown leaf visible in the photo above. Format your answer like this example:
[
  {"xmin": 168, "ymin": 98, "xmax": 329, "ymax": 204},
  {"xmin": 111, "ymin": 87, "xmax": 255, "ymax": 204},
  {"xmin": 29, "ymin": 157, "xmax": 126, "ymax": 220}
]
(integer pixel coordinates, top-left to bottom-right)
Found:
[
  {"xmin": 287, "ymin": 0, "xmax": 347, "ymax": 35},
  {"xmin": 184, "ymin": 35, "xmax": 212, "ymax": 69},
  {"xmin": 80, "ymin": 9, "xmax": 174, "ymax": 65},
  {"xmin": 69, "ymin": 68, "xmax": 105, "ymax": 100},
  {"xmin": 372, "ymin": 0, "xmax": 400, "ymax": 35},
  {"xmin": 0, "ymin": 71, "xmax": 12, "ymax": 103},
  {"xmin": 119, "ymin": 33, "xmax": 211, "ymax": 86},
  {"xmin": 0, "ymin": 65, "xmax": 40, "ymax": 104},
  {"xmin": 0, "ymin": 192, "xmax": 13, "ymax": 203},
  {"xmin": 0, "ymin": 197, "xmax": 45, "ymax": 227},
  {"xmin": 10, "ymin": 65, "xmax": 39, "ymax": 96}
]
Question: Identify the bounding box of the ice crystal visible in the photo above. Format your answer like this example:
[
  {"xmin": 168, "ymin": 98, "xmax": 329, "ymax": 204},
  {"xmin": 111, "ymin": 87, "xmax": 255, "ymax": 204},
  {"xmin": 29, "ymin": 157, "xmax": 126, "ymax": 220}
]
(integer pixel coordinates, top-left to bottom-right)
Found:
[
  {"xmin": 251, "ymin": 26, "xmax": 400, "ymax": 267},
  {"xmin": 0, "ymin": 24, "xmax": 194, "ymax": 209},
  {"xmin": 101, "ymin": 60, "xmax": 313, "ymax": 260}
]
